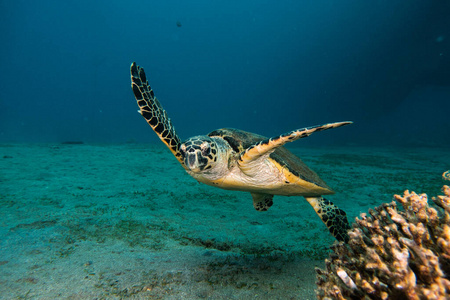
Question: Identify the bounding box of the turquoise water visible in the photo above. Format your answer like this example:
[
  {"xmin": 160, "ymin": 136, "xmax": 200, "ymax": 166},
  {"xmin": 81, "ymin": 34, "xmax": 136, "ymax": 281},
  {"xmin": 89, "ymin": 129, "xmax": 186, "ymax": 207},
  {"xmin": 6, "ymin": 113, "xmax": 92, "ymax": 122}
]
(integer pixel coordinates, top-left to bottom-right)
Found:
[
  {"xmin": 1, "ymin": 143, "xmax": 448, "ymax": 298},
  {"xmin": 1, "ymin": 1, "xmax": 449, "ymax": 146},
  {"xmin": 1, "ymin": 1, "xmax": 450, "ymax": 299}
]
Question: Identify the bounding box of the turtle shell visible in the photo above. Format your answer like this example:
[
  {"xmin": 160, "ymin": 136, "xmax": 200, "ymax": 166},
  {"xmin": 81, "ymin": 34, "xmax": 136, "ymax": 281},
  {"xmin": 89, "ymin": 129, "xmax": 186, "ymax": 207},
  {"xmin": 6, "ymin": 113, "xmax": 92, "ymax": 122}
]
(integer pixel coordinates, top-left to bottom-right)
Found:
[{"xmin": 208, "ymin": 128, "xmax": 334, "ymax": 195}]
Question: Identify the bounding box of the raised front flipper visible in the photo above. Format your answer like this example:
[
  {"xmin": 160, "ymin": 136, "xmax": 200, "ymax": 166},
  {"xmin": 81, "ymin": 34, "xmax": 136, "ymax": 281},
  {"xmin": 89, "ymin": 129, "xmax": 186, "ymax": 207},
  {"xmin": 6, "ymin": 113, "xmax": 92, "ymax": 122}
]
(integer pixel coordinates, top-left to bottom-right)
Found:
[
  {"xmin": 130, "ymin": 62, "xmax": 185, "ymax": 167},
  {"xmin": 305, "ymin": 197, "xmax": 350, "ymax": 242},
  {"xmin": 239, "ymin": 122, "xmax": 352, "ymax": 166},
  {"xmin": 251, "ymin": 193, "xmax": 274, "ymax": 211}
]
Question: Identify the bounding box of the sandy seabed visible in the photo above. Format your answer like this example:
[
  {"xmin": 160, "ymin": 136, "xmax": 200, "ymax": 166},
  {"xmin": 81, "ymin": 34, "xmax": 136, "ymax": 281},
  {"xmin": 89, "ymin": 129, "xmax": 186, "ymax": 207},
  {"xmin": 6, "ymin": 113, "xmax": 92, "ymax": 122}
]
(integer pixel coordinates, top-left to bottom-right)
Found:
[{"xmin": 0, "ymin": 143, "xmax": 449, "ymax": 299}]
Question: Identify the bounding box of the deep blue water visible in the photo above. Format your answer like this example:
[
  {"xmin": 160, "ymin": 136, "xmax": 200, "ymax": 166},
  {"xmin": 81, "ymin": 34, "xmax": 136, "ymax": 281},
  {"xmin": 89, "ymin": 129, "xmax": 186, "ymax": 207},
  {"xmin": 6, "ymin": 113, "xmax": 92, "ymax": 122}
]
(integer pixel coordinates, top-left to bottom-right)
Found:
[{"xmin": 1, "ymin": 0, "xmax": 449, "ymax": 146}]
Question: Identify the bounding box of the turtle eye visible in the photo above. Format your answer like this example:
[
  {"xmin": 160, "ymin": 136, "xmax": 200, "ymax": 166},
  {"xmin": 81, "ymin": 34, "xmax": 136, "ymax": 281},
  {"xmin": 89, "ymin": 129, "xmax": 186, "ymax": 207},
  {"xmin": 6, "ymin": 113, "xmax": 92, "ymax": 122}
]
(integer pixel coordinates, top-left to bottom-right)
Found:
[
  {"xmin": 200, "ymin": 141, "xmax": 210, "ymax": 156},
  {"xmin": 179, "ymin": 144, "xmax": 186, "ymax": 157}
]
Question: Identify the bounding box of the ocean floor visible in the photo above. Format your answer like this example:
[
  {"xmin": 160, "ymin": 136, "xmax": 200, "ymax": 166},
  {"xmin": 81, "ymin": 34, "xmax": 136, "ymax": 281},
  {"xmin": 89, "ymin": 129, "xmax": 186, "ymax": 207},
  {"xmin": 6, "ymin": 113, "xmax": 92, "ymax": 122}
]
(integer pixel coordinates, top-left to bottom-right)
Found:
[{"xmin": 0, "ymin": 143, "xmax": 449, "ymax": 299}]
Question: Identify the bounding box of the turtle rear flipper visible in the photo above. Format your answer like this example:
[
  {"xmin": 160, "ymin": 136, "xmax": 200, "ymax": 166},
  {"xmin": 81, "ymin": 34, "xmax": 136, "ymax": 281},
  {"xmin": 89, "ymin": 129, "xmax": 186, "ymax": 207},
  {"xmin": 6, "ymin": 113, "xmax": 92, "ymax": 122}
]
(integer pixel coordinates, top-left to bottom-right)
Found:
[
  {"xmin": 238, "ymin": 122, "xmax": 352, "ymax": 166},
  {"xmin": 251, "ymin": 193, "xmax": 274, "ymax": 211},
  {"xmin": 130, "ymin": 62, "xmax": 186, "ymax": 168},
  {"xmin": 305, "ymin": 196, "xmax": 350, "ymax": 242}
]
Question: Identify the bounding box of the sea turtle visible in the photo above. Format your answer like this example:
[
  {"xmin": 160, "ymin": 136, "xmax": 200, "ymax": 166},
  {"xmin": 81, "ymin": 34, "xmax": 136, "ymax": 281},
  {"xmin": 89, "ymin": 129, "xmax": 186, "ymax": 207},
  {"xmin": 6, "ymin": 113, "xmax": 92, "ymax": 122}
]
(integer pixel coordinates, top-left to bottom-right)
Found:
[{"xmin": 130, "ymin": 62, "xmax": 352, "ymax": 242}]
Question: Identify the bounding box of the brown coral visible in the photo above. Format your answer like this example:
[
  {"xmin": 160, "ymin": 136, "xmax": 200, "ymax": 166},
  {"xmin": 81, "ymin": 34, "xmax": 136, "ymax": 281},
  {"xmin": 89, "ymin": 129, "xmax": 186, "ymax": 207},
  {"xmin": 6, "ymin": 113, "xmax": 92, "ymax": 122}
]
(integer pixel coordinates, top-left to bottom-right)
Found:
[{"xmin": 315, "ymin": 185, "xmax": 450, "ymax": 299}]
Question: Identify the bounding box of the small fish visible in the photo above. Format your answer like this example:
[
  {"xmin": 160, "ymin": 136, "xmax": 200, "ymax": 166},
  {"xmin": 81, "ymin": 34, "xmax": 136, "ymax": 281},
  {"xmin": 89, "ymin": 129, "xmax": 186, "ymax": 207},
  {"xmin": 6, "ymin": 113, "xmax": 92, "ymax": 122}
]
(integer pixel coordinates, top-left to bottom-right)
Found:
[{"xmin": 443, "ymin": 170, "xmax": 450, "ymax": 181}]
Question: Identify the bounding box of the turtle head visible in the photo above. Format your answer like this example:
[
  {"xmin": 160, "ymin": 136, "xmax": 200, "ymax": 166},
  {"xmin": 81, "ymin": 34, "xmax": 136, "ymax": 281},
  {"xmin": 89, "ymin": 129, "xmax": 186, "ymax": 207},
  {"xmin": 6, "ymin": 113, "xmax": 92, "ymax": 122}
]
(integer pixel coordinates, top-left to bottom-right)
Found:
[{"xmin": 180, "ymin": 136, "xmax": 218, "ymax": 173}]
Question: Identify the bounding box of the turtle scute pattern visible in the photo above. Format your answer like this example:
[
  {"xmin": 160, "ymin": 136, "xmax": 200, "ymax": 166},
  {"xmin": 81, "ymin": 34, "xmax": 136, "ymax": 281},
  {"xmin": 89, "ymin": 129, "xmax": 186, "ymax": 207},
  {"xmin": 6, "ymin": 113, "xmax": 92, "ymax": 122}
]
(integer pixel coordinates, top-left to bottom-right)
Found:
[
  {"xmin": 238, "ymin": 122, "xmax": 352, "ymax": 165},
  {"xmin": 130, "ymin": 62, "xmax": 183, "ymax": 164},
  {"xmin": 130, "ymin": 63, "xmax": 352, "ymax": 242}
]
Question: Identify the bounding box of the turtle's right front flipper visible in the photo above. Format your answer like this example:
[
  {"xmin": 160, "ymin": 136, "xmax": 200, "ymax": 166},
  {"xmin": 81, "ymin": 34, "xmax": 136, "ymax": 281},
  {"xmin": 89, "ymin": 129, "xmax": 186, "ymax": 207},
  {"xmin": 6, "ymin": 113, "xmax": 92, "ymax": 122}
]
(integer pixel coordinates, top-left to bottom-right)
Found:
[{"xmin": 130, "ymin": 62, "xmax": 186, "ymax": 168}]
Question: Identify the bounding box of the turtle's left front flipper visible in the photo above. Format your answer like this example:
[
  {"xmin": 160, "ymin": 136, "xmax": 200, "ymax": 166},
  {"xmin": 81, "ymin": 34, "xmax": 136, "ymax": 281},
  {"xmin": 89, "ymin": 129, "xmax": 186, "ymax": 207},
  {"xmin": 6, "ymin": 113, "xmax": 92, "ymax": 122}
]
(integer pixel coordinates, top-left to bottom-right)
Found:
[
  {"xmin": 305, "ymin": 196, "xmax": 350, "ymax": 242},
  {"xmin": 239, "ymin": 121, "xmax": 352, "ymax": 165},
  {"xmin": 130, "ymin": 62, "xmax": 186, "ymax": 168}
]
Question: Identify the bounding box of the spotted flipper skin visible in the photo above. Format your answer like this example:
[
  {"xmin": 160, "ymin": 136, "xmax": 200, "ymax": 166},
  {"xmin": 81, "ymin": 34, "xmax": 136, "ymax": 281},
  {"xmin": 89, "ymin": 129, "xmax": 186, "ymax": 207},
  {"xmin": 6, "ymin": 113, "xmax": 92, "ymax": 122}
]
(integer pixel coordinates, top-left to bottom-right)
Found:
[
  {"xmin": 239, "ymin": 122, "xmax": 352, "ymax": 165},
  {"xmin": 130, "ymin": 62, "xmax": 185, "ymax": 167},
  {"xmin": 251, "ymin": 193, "xmax": 274, "ymax": 211},
  {"xmin": 305, "ymin": 197, "xmax": 350, "ymax": 242}
]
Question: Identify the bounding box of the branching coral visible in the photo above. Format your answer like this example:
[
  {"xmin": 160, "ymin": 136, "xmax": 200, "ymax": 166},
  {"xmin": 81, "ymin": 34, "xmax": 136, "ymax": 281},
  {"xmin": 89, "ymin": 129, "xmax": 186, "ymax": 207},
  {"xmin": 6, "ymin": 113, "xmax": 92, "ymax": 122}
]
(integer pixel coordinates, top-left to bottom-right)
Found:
[{"xmin": 315, "ymin": 185, "xmax": 450, "ymax": 299}]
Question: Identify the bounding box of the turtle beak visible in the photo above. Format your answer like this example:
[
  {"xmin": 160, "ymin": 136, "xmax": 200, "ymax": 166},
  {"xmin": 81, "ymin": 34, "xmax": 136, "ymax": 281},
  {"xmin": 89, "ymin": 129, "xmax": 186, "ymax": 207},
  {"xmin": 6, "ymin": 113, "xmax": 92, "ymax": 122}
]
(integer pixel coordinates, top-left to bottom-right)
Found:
[
  {"xmin": 185, "ymin": 152, "xmax": 201, "ymax": 172},
  {"xmin": 184, "ymin": 151, "xmax": 208, "ymax": 173},
  {"xmin": 186, "ymin": 153, "xmax": 196, "ymax": 169}
]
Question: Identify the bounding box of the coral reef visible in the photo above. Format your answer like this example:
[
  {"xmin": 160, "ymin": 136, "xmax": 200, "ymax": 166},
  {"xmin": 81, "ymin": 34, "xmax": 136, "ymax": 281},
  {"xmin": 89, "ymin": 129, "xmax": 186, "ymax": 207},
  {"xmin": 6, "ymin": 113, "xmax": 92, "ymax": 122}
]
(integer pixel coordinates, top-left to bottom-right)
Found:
[{"xmin": 315, "ymin": 185, "xmax": 450, "ymax": 299}]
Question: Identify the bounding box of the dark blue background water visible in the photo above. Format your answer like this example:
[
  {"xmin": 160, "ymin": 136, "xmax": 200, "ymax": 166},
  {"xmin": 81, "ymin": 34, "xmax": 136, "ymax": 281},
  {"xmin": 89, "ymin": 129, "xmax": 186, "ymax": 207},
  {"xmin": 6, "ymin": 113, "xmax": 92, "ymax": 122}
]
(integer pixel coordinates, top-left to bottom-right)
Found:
[{"xmin": 1, "ymin": 0, "xmax": 449, "ymax": 146}]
